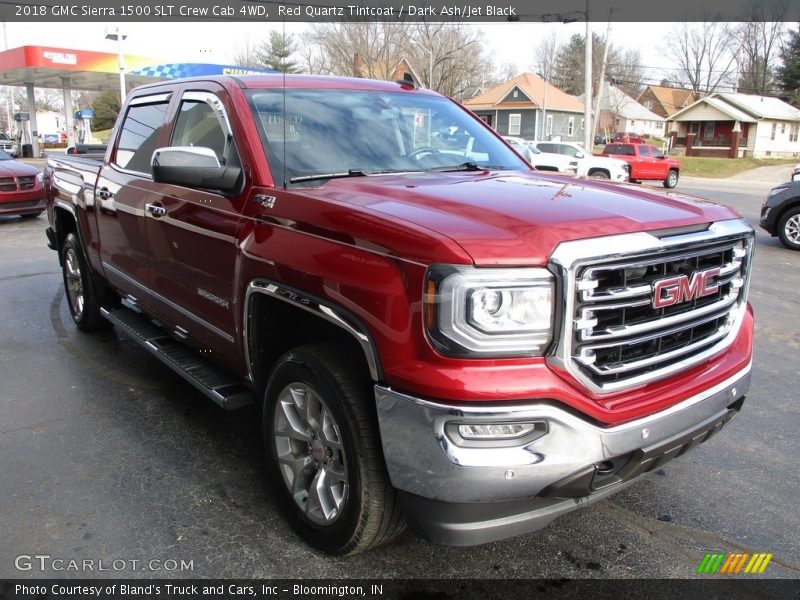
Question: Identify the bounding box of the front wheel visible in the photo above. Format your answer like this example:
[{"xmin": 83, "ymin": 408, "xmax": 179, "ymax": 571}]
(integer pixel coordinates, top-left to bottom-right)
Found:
[
  {"xmin": 777, "ymin": 207, "xmax": 800, "ymax": 251},
  {"xmin": 663, "ymin": 169, "xmax": 679, "ymax": 188},
  {"xmin": 61, "ymin": 233, "xmax": 108, "ymax": 331},
  {"xmin": 263, "ymin": 343, "xmax": 404, "ymax": 555}
]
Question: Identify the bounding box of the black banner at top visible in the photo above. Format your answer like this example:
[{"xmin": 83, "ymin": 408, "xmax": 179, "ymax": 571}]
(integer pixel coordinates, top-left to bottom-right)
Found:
[{"xmin": 2, "ymin": 0, "xmax": 800, "ymax": 22}]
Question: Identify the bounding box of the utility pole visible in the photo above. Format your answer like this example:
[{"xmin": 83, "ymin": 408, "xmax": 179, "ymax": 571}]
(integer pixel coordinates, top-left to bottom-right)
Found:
[
  {"xmin": 582, "ymin": 0, "xmax": 592, "ymax": 151},
  {"xmin": 592, "ymin": 10, "xmax": 615, "ymax": 146}
]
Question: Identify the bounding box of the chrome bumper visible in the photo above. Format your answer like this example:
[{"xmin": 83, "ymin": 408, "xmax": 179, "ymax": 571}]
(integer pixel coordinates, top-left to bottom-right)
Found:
[{"xmin": 376, "ymin": 364, "xmax": 750, "ymax": 505}]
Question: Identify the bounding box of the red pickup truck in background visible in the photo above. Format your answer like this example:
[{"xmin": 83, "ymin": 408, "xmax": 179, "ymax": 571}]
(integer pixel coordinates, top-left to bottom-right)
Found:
[
  {"xmin": 601, "ymin": 142, "xmax": 681, "ymax": 188},
  {"xmin": 45, "ymin": 75, "xmax": 753, "ymax": 555}
]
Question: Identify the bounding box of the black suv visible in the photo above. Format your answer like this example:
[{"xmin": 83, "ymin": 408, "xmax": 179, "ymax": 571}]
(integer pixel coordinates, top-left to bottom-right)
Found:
[{"xmin": 760, "ymin": 180, "xmax": 800, "ymax": 250}]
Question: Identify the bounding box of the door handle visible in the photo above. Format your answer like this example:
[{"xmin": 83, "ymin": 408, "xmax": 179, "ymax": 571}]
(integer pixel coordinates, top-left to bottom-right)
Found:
[
  {"xmin": 97, "ymin": 187, "xmax": 113, "ymax": 200},
  {"xmin": 145, "ymin": 203, "xmax": 167, "ymax": 217}
]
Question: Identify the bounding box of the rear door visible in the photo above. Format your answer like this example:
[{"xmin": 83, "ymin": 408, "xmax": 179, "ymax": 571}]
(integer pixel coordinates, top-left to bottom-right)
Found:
[
  {"xmin": 144, "ymin": 85, "xmax": 248, "ymax": 357},
  {"xmin": 96, "ymin": 92, "xmax": 173, "ymax": 306}
]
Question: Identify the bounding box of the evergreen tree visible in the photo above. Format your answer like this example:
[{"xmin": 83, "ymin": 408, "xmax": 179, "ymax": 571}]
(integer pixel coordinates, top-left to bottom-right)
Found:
[
  {"xmin": 258, "ymin": 31, "xmax": 299, "ymax": 73},
  {"xmin": 91, "ymin": 91, "xmax": 121, "ymax": 131},
  {"xmin": 776, "ymin": 27, "xmax": 800, "ymax": 105}
]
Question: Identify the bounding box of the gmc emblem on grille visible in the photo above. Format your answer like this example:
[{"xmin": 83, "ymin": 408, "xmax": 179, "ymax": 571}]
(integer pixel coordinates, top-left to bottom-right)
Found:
[{"xmin": 652, "ymin": 267, "xmax": 721, "ymax": 309}]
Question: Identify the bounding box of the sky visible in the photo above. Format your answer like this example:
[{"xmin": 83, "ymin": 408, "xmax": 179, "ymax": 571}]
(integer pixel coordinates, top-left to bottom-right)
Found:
[{"xmin": 1, "ymin": 20, "xmax": 678, "ymax": 82}]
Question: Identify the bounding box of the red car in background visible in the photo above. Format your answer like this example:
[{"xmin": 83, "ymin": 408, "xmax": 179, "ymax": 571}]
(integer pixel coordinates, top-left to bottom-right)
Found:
[
  {"xmin": 0, "ymin": 150, "xmax": 45, "ymax": 219},
  {"xmin": 612, "ymin": 132, "xmax": 646, "ymax": 144},
  {"xmin": 601, "ymin": 142, "xmax": 681, "ymax": 188}
]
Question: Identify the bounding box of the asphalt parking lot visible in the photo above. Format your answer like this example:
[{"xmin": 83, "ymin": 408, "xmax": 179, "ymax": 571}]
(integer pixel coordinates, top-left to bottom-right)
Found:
[{"xmin": 1, "ymin": 177, "xmax": 798, "ymax": 582}]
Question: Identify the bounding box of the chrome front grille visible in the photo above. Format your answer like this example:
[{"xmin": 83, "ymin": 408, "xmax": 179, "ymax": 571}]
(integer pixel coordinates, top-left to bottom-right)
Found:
[
  {"xmin": 0, "ymin": 175, "xmax": 37, "ymax": 191},
  {"xmin": 549, "ymin": 220, "xmax": 754, "ymax": 394},
  {"xmin": 18, "ymin": 175, "xmax": 36, "ymax": 190}
]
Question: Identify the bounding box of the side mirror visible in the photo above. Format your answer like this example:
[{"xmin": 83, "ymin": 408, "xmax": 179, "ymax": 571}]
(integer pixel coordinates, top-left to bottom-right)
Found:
[
  {"xmin": 151, "ymin": 146, "xmax": 242, "ymax": 193},
  {"xmin": 575, "ymin": 151, "xmax": 585, "ymax": 159}
]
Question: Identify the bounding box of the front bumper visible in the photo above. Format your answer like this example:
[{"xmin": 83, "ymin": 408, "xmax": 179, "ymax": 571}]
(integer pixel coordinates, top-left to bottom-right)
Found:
[
  {"xmin": 376, "ymin": 364, "xmax": 750, "ymax": 545},
  {"xmin": 0, "ymin": 197, "xmax": 46, "ymax": 216}
]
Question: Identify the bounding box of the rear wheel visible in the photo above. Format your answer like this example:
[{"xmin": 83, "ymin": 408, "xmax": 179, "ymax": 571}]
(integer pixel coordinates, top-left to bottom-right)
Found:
[
  {"xmin": 663, "ymin": 169, "xmax": 679, "ymax": 188},
  {"xmin": 263, "ymin": 343, "xmax": 404, "ymax": 555},
  {"xmin": 777, "ymin": 207, "xmax": 800, "ymax": 251},
  {"xmin": 61, "ymin": 233, "xmax": 109, "ymax": 331}
]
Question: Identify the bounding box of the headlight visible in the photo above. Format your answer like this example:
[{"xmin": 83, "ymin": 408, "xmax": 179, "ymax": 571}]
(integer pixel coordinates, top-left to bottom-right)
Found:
[
  {"xmin": 36, "ymin": 172, "xmax": 44, "ymax": 183},
  {"xmin": 767, "ymin": 187, "xmax": 786, "ymax": 197},
  {"xmin": 425, "ymin": 266, "xmax": 554, "ymax": 356}
]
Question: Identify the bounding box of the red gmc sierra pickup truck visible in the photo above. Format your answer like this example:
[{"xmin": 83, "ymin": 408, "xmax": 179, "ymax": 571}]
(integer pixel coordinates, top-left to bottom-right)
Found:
[{"xmin": 45, "ymin": 75, "xmax": 754, "ymax": 555}]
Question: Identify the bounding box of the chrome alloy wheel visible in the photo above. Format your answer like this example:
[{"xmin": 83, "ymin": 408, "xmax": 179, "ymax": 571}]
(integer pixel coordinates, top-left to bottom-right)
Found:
[
  {"xmin": 785, "ymin": 213, "xmax": 800, "ymax": 245},
  {"xmin": 64, "ymin": 247, "xmax": 85, "ymax": 319},
  {"xmin": 273, "ymin": 383, "xmax": 348, "ymax": 525}
]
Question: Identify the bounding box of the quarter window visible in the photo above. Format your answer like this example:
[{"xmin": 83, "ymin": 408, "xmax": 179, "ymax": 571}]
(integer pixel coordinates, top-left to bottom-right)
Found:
[{"xmin": 115, "ymin": 101, "xmax": 169, "ymax": 174}]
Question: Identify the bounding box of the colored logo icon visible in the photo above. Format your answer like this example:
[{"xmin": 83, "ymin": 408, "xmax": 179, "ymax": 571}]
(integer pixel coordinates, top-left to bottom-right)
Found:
[{"xmin": 696, "ymin": 552, "xmax": 773, "ymax": 574}]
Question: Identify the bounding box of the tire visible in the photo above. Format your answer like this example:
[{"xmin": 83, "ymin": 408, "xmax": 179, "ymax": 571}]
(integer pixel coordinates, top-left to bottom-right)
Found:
[
  {"xmin": 263, "ymin": 343, "xmax": 404, "ymax": 555},
  {"xmin": 61, "ymin": 232, "xmax": 109, "ymax": 331},
  {"xmin": 663, "ymin": 169, "xmax": 679, "ymax": 189},
  {"xmin": 588, "ymin": 170, "xmax": 610, "ymax": 179},
  {"xmin": 777, "ymin": 207, "xmax": 800, "ymax": 251}
]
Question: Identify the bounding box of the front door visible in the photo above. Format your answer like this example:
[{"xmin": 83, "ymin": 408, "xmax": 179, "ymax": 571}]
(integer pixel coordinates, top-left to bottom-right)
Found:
[{"xmin": 144, "ymin": 88, "xmax": 247, "ymax": 357}]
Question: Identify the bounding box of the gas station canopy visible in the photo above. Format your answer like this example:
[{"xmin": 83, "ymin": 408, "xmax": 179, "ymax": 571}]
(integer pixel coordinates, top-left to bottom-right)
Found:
[
  {"xmin": 0, "ymin": 45, "xmax": 274, "ymax": 90},
  {"xmin": 0, "ymin": 45, "xmax": 274, "ymax": 154}
]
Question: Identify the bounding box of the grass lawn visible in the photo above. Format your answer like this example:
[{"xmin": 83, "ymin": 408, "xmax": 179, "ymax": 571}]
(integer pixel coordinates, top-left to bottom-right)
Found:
[{"xmin": 677, "ymin": 156, "xmax": 797, "ymax": 178}]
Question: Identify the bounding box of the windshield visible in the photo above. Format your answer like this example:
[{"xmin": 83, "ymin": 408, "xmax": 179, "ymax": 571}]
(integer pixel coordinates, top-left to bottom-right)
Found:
[{"xmin": 246, "ymin": 89, "xmax": 528, "ymax": 185}]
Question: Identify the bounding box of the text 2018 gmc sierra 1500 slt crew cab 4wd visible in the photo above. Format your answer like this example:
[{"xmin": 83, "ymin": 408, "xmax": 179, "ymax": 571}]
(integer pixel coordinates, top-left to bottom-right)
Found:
[{"xmin": 45, "ymin": 75, "xmax": 755, "ymax": 555}]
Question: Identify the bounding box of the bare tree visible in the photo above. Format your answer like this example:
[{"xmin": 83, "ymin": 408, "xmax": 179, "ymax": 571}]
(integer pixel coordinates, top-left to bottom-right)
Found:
[
  {"xmin": 231, "ymin": 39, "xmax": 262, "ymax": 68},
  {"xmin": 409, "ymin": 22, "xmax": 494, "ymax": 100},
  {"xmin": 531, "ymin": 29, "xmax": 561, "ymax": 82},
  {"xmin": 305, "ymin": 22, "xmax": 407, "ymax": 79},
  {"xmin": 303, "ymin": 22, "xmax": 494, "ymax": 101},
  {"xmin": 297, "ymin": 32, "xmax": 330, "ymax": 75},
  {"xmin": 610, "ymin": 48, "xmax": 645, "ymax": 98},
  {"xmin": 662, "ymin": 20, "xmax": 738, "ymax": 95},
  {"xmin": 734, "ymin": 1, "xmax": 787, "ymax": 94}
]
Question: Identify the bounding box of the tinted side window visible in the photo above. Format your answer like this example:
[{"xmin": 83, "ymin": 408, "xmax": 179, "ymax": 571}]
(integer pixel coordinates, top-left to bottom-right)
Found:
[
  {"xmin": 639, "ymin": 146, "xmax": 652, "ymax": 157},
  {"xmin": 559, "ymin": 144, "xmax": 579, "ymax": 157},
  {"xmin": 609, "ymin": 144, "xmax": 635, "ymax": 156},
  {"xmin": 115, "ymin": 102, "xmax": 169, "ymax": 174},
  {"xmin": 538, "ymin": 143, "xmax": 558, "ymax": 153},
  {"xmin": 172, "ymin": 100, "xmax": 226, "ymax": 162}
]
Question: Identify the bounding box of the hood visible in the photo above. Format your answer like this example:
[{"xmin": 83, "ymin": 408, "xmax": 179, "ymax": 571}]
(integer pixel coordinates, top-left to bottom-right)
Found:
[
  {"xmin": 0, "ymin": 160, "xmax": 39, "ymax": 178},
  {"xmin": 305, "ymin": 170, "xmax": 739, "ymax": 265}
]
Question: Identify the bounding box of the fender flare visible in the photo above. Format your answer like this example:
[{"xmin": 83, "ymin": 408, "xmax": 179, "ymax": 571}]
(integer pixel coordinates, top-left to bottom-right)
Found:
[{"xmin": 244, "ymin": 279, "xmax": 383, "ymax": 383}]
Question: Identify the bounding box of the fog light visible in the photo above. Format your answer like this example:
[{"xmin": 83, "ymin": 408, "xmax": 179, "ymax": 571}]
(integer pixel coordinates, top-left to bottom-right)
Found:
[{"xmin": 458, "ymin": 423, "xmax": 537, "ymax": 440}]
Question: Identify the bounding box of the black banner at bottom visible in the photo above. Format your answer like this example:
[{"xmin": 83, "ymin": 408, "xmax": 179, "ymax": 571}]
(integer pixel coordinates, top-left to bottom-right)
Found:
[{"xmin": 1, "ymin": 579, "xmax": 799, "ymax": 600}]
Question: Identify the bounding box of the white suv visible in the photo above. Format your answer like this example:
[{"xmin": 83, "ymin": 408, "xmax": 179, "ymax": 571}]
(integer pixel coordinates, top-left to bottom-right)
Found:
[
  {"xmin": 533, "ymin": 141, "xmax": 629, "ymax": 182},
  {"xmin": 503, "ymin": 136, "xmax": 578, "ymax": 174}
]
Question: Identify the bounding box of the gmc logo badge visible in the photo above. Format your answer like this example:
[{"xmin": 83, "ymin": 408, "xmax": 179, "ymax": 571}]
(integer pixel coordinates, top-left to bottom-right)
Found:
[{"xmin": 652, "ymin": 267, "xmax": 720, "ymax": 309}]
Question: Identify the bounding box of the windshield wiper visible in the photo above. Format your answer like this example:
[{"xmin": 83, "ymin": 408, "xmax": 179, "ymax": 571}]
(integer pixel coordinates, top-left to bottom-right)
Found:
[
  {"xmin": 431, "ymin": 162, "xmax": 507, "ymax": 172},
  {"xmin": 289, "ymin": 169, "xmax": 366, "ymax": 183}
]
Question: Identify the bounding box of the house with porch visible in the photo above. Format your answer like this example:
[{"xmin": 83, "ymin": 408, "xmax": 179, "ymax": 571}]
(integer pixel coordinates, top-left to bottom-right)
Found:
[
  {"xmin": 463, "ymin": 73, "xmax": 585, "ymax": 142},
  {"xmin": 667, "ymin": 92, "xmax": 800, "ymax": 159}
]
